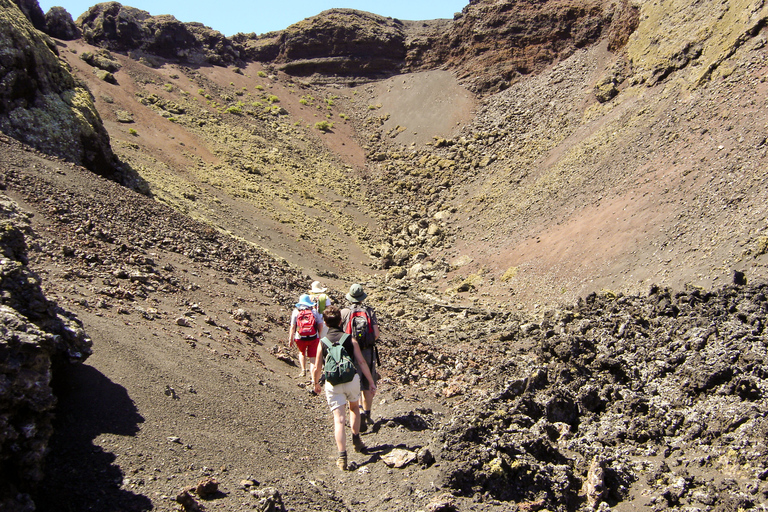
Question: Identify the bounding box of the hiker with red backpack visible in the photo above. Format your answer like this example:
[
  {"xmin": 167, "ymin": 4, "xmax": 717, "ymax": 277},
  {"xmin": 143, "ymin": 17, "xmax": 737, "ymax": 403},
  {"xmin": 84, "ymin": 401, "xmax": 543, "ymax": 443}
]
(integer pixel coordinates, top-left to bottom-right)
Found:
[
  {"xmin": 312, "ymin": 305, "xmax": 376, "ymax": 471},
  {"xmin": 287, "ymin": 294, "xmax": 324, "ymax": 378},
  {"xmin": 340, "ymin": 284, "xmax": 380, "ymax": 433}
]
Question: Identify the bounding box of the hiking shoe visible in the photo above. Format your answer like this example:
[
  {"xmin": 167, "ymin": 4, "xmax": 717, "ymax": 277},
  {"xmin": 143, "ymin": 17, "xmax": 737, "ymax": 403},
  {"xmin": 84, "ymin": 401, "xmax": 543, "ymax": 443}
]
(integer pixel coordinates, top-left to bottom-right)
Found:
[
  {"xmin": 297, "ymin": 369, "xmax": 306, "ymax": 378},
  {"xmin": 359, "ymin": 413, "xmax": 368, "ymax": 433},
  {"xmin": 336, "ymin": 454, "xmax": 348, "ymax": 471},
  {"xmin": 352, "ymin": 435, "xmax": 368, "ymax": 454}
]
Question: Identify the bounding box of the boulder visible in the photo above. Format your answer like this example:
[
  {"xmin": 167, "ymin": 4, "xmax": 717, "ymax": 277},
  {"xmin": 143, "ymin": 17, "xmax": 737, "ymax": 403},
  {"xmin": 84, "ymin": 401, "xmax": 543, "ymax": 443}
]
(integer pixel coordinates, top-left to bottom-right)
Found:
[
  {"xmin": 0, "ymin": 0, "xmax": 121, "ymax": 180},
  {"xmin": 44, "ymin": 6, "xmax": 79, "ymax": 40}
]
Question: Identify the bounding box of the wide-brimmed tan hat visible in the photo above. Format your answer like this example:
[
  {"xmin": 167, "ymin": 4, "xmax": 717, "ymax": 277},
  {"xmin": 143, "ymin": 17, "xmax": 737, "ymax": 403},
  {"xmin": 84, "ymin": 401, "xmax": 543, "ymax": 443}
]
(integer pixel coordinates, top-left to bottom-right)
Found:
[{"xmin": 310, "ymin": 281, "xmax": 327, "ymax": 294}]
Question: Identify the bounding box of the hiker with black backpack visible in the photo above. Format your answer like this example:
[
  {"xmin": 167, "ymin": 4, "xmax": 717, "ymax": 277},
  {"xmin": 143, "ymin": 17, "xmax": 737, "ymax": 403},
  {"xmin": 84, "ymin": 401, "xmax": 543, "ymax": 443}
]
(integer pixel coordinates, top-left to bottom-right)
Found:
[
  {"xmin": 287, "ymin": 294, "xmax": 324, "ymax": 379},
  {"xmin": 312, "ymin": 304, "xmax": 376, "ymax": 471},
  {"xmin": 340, "ymin": 283, "xmax": 380, "ymax": 433}
]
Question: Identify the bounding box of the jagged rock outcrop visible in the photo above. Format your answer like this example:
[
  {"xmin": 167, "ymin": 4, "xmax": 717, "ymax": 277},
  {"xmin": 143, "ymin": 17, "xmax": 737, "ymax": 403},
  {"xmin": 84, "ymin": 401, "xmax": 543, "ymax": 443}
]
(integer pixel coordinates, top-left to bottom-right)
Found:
[
  {"xmin": 239, "ymin": 1, "xmax": 639, "ymax": 90},
  {"xmin": 44, "ymin": 5, "xmax": 79, "ymax": 40},
  {"xmin": 270, "ymin": 9, "xmax": 407, "ymax": 78},
  {"xmin": 419, "ymin": 0, "xmax": 640, "ymax": 93},
  {"xmin": 77, "ymin": 2, "xmax": 240, "ymax": 65},
  {"xmin": 0, "ymin": 194, "xmax": 92, "ymax": 512},
  {"xmin": 0, "ymin": 0, "xmax": 120, "ymax": 180}
]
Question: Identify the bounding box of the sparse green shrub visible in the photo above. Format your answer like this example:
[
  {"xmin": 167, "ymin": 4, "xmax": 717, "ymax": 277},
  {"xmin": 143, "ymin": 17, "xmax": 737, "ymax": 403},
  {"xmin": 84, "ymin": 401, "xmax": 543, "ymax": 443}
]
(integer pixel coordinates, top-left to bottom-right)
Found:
[
  {"xmin": 257, "ymin": 70, "xmax": 267, "ymax": 77},
  {"xmin": 198, "ymin": 88, "xmax": 205, "ymax": 95},
  {"xmin": 266, "ymin": 95, "xmax": 279, "ymax": 103},
  {"xmin": 339, "ymin": 113, "xmax": 348, "ymax": 120},
  {"xmin": 315, "ymin": 120, "xmax": 333, "ymax": 132},
  {"xmin": 255, "ymin": 85, "xmax": 264, "ymax": 91},
  {"xmin": 299, "ymin": 98, "xmax": 308, "ymax": 105},
  {"xmin": 128, "ymin": 128, "xmax": 138, "ymax": 136},
  {"xmin": 225, "ymin": 106, "xmax": 242, "ymax": 115},
  {"xmin": 368, "ymin": 104, "xmax": 381, "ymax": 110},
  {"xmin": 164, "ymin": 83, "xmax": 173, "ymax": 92}
]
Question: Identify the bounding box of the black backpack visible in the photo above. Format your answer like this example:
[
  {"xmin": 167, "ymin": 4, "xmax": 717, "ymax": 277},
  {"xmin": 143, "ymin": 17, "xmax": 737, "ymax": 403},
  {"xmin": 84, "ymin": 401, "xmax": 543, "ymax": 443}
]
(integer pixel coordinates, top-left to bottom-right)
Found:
[
  {"xmin": 321, "ymin": 334, "xmax": 357, "ymax": 386},
  {"xmin": 344, "ymin": 306, "xmax": 376, "ymax": 350}
]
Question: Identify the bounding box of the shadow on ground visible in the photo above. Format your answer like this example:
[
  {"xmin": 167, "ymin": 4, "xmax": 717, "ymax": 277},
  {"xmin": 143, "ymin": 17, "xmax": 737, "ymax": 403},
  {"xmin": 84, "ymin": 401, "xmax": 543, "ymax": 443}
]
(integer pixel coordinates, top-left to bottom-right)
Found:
[{"xmin": 32, "ymin": 363, "xmax": 151, "ymax": 512}]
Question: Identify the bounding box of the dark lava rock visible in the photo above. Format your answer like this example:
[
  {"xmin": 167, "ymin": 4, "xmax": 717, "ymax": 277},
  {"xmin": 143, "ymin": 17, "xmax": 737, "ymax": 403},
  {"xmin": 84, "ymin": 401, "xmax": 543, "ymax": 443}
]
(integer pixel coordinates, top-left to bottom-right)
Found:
[
  {"xmin": 273, "ymin": 9, "xmax": 407, "ymax": 79},
  {"xmin": 438, "ymin": 282, "xmax": 768, "ymax": 510},
  {"xmin": 0, "ymin": 195, "xmax": 91, "ymax": 511},
  {"xmin": 44, "ymin": 6, "xmax": 79, "ymax": 40},
  {"xmin": 11, "ymin": 0, "xmax": 44, "ymax": 30},
  {"xmin": 77, "ymin": 2, "xmax": 240, "ymax": 65}
]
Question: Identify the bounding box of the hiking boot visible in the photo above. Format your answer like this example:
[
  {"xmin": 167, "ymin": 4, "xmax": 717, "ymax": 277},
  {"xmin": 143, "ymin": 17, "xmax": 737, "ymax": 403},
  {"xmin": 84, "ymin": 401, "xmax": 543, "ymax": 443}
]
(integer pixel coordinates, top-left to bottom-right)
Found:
[
  {"xmin": 352, "ymin": 434, "xmax": 368, "ymax": 454},
  {"xmin": 359, "ymin": 412, "xmax": 368, "ymax": 433},
  {"xmin": 336, "ymin": 454, "xmax": 348, "ymax": 471}
]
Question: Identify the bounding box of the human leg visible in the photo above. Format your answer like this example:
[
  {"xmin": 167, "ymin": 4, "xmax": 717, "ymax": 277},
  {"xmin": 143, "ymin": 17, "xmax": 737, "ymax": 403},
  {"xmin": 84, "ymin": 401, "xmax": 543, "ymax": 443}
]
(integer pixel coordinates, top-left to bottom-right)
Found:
[
  {"xmin": 359, "ymin": 348, "xmax": 376, "ymax": 428},
  {"xmin": 297, "ymin": 345, "xmax": 307, "ymax": 376},
  {"xmin": 348, "ymin": 400, "xmax": 367, "ymax": 453},
  {"xmin": 348, "ymin": 400, "xmax": 361, "ymax": 435},
  {"xmin": 332, "ymin": 405, "xmax": 347, "ymax": 453}
]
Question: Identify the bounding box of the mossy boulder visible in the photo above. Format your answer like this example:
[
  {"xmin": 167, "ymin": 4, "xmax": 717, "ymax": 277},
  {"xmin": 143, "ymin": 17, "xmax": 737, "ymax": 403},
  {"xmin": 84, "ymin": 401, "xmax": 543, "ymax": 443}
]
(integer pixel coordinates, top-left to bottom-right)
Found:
[{"xmin": 0, "ymin": 0, "xmax": 120, "ymax": 180}]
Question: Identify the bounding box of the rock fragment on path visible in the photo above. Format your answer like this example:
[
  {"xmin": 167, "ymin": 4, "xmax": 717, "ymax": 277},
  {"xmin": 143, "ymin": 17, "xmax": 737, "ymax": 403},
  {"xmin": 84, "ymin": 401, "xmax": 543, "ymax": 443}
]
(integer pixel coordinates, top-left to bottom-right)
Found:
[{"xmin": 381, "ymin": 448, "xmax": 417, "ymax": 468}]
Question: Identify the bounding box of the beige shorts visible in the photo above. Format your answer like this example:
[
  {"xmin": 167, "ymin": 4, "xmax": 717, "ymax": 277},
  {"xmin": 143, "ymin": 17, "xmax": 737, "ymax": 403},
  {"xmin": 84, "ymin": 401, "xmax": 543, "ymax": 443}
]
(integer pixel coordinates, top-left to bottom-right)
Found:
[{"xmin": 324, "ymin": 373, "xmax": 361, "ymax": 411}]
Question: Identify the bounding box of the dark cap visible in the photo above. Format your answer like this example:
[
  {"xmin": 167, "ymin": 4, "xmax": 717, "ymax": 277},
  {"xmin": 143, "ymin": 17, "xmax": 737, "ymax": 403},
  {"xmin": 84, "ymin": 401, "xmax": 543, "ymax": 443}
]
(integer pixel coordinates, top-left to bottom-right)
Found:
[{"xmin": 346, "ymin": 283, "xmax": 367, "ymax": 303}]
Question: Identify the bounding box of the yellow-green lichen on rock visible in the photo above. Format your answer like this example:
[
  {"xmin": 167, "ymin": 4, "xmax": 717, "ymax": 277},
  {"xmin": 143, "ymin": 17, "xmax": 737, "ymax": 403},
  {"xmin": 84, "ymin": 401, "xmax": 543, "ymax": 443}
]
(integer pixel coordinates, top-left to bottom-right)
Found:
[
  {"xmin": 0, "ymin": 0, "xmax": 119, "ymax": 179},
  {"xmin": 626, "ymin": 0, "xmax": 768, "ymax": 87}
]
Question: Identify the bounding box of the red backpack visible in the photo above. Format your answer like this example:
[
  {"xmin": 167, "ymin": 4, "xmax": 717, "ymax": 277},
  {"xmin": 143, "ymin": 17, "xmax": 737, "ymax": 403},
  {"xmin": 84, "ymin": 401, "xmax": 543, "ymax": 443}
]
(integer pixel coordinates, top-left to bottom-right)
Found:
[
  {"xmin": 344, "ymin": 306, "xmax": 375, "ymax": 349},
  {"xmin": 296, "ymin": 309, "xmax": 318, "ymax": 339}
]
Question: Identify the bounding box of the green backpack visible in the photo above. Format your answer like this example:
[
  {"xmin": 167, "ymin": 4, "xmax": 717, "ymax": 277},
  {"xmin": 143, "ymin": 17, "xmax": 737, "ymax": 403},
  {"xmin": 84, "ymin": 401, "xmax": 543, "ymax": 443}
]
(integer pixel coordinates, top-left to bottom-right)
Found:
[{"xmin": 321, "ymin": 334, "xmax": 357, "ymax": 385}]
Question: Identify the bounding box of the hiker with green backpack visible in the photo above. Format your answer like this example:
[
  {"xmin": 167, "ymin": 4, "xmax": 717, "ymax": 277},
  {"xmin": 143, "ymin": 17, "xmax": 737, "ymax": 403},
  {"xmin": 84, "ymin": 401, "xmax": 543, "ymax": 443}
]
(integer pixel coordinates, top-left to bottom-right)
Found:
[{"xmin": 312, "ymin": 305, "xmax": 376, "ymax": 471}]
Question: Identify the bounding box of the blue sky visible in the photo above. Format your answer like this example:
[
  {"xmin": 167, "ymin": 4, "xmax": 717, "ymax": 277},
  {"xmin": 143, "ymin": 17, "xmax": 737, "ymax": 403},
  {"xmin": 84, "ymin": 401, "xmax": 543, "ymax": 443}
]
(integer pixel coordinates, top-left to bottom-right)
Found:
[{"xmin": 37, "ymin": 1, "xmax": 468, "ymax": 37}]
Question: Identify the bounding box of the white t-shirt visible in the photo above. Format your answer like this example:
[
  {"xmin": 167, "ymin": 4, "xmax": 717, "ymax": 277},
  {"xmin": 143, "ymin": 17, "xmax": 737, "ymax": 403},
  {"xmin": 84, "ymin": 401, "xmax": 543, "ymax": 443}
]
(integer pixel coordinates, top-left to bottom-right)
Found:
[{"xmin": 290, "ymin": 307, "xmax": 324, "ymax": 339}]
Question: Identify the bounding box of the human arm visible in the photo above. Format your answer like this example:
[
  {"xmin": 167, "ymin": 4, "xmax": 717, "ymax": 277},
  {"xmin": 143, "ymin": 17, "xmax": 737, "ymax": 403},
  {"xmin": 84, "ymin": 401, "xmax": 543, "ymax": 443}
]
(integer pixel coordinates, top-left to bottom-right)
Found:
[
  {"xmin": 312, "ymin": 342, "xmax": 324, "ymax": 394},
  {"xmin": 287, "ymin": 310, "xmax": 296, "ymax": 347},
  {"xmin": 351, "ymin": 338, "xmax": 377, "ymax": 392}
]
